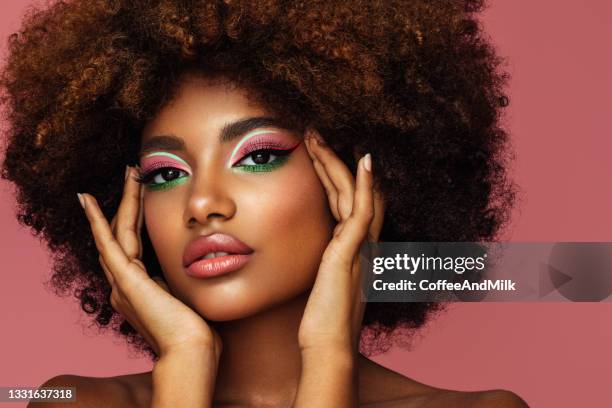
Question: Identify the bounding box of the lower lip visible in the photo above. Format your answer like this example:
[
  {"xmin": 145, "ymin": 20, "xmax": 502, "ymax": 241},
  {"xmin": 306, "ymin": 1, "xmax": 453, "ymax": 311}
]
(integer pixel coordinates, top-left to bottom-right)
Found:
[{"xmin": 184, "ymin": 254, "xmax": 252, "ymax": 278}]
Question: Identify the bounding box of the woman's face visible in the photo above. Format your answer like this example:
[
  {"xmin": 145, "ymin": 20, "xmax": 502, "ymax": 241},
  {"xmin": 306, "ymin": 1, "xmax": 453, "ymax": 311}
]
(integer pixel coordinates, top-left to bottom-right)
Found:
[{"xmin": 140, "ymin": 73, "xmax": 335, "ymax": 321}]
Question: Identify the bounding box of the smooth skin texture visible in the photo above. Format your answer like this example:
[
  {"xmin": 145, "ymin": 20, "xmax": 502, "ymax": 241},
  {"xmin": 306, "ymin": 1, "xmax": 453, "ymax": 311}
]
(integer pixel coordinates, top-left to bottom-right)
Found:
[{"xmin": 30, "ymin": 74, "xmax": 528, "ymax": 408}]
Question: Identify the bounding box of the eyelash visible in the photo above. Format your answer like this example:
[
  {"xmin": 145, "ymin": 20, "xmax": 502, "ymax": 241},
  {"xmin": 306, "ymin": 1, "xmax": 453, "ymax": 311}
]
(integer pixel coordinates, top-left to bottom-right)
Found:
[
  {"xmin": 135, "ymin": 165, "xmax": 189, "ymax": 192},
  {"xmin": 232, "ymin": 144, "xmax": 297, "ymax": 172},
  {"xmin": 135, "ymin": 143, "xmax": 299, "ymax": 190}
]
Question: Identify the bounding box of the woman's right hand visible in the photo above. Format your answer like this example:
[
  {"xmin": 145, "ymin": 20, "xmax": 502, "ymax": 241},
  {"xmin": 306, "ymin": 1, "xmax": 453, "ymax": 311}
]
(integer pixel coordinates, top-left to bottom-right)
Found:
[{"xmin": 77, "ymin": 166, "xmax": 222, "ymax": 360}]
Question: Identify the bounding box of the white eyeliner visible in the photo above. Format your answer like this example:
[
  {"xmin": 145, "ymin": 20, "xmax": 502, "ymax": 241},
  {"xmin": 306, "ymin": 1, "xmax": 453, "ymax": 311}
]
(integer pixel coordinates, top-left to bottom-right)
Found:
[{"xmin": 227, "ymin": 129, "xmax": 280, "ymax": 168}]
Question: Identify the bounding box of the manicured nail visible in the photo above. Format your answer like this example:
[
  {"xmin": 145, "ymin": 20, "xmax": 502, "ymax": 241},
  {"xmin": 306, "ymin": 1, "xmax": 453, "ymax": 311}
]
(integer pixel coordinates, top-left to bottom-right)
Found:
[
  {"xmin": 77, "ymin": 193, "xmax": 85, "ymax": 209},
  {"xmin": 363, "ymin": 153, "xmax": 372, "ymax": 172},
  {"xmin": 124, "ymin": 165, "xmax": 131, "ymax": 181}
]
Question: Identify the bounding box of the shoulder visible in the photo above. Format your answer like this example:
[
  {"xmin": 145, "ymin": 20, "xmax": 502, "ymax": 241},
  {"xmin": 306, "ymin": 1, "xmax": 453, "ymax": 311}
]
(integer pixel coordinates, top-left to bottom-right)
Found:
[
  {"xmin": 362, "ymin": 387, "xmax": 529, "ymax": 408},
  {"xmin": 358, "ymin": 357, "xmax": 528, "ymax": 408},
  {"xmin": 470, "ymin": 389, "xmax": 530, "ymax": 408},
  {"xmin": 27, "ymin": 372, "xmax": 152, "ymax": 408},
  {"xmin": 427, "ymin": 389, "xmax": 529, "ymax": 408}
]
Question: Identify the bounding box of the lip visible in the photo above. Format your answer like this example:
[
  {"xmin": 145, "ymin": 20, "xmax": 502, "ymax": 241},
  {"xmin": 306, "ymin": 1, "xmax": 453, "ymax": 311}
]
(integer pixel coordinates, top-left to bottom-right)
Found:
[{"xmin": 183, "ymin": 233, "xmax": 254, "ymax": 278}]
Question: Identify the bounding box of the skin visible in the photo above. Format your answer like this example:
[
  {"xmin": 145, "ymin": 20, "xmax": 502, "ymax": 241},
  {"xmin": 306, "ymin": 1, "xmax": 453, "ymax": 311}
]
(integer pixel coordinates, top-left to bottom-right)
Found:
[
  {"xmin": 31, "ymin": 73, "xmax": 529, "ymax": 408},
  {"xmin": 139, "ymin": 76, "xmax": 336, "ymax": 324}
]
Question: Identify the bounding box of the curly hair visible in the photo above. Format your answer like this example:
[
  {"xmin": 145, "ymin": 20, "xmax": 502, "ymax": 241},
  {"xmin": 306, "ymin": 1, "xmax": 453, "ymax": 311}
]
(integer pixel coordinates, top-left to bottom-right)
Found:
[{"xmin": 0, "ymin": 0, "xmax": 515, "ymax": 359}]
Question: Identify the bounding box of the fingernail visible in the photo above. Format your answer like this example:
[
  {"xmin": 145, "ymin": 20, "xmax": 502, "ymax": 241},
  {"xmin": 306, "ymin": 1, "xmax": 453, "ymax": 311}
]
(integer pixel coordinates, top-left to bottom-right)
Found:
[
  {"xmin": 363, "ymin": 153, "xmax": 372, "ymax": 172},
  {"xmin": 124, "ymin": 165, "xmax": 131, "ymax": 181},
  {"xmin": 77, "ymin": 193, "xmax": 85, "ymax": 209}
]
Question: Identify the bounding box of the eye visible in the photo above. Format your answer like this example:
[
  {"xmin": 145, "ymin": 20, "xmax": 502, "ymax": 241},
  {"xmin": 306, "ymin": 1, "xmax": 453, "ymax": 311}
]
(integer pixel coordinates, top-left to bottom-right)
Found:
[
  {"xmin": 135, "ymin": 167, "xmax": 189, "ymax": 191},
  {"xmin": 236, "ymin": 149, "xmax": 279, "ymax": 166},
  {"xmin": 150, "ymin": 168, "xmax": 187, "ymax": 184},
  {"xmin": 233, "ymin": 148, "xmax": 294, "ymax": 172}
]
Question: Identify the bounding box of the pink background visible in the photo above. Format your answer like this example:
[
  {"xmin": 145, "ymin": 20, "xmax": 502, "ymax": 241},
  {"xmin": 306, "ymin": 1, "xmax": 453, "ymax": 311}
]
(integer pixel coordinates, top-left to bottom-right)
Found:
[{"xmin": 1, "ymin": 1, "xmax": 611, "ymax": 407}]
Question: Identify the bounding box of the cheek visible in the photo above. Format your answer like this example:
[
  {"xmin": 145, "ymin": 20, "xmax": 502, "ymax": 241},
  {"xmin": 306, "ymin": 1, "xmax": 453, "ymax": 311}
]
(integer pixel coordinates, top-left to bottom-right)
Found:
[
  {"xmin": 252, "ymin": 154, "xmax": 331, "ymax": 234},
  {"xmin": 143, "ymin": 195, "xmax": 182, "ymax": 269},
  {"xmin": 239, "ymin": 155, "xmax": 335, "ymax": 301}
]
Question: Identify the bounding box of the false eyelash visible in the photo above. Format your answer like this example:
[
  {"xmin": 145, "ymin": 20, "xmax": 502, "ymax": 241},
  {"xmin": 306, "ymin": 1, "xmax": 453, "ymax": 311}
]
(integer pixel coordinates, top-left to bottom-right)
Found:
[
  {"xmin": 246, "ymin": 147, "xmax": 295, "ymax": 157},
  {"xmin": 134, "ymin": 165, "xmax": 187, "ymax": 185},
  {"xmin": 233, "ymin": 142, "xmax": 300, "ymax": 166}
]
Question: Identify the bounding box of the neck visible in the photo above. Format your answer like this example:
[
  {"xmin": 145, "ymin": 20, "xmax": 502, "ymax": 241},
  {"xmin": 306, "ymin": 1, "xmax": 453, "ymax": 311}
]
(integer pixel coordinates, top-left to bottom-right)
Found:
[{"xmin": 210, "ymin": 291, "xmax": 311, "ymax": 405}]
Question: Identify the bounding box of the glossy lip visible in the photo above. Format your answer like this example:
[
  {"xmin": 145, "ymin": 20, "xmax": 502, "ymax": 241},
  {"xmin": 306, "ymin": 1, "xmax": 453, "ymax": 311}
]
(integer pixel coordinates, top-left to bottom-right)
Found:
[
  {"xmin": 186, "ymin": 254, "xmax": 253, "ymax": 278},
  {"xmin": 183, "ymin": 233, "xmax": 254, "ymax": 278}
]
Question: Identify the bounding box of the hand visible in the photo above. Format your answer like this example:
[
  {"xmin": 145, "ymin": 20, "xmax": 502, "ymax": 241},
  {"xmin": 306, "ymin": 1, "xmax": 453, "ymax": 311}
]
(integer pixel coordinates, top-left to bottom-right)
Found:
[
  {"xmin": 298, "ymin": 130, "xmax": 385, "ymax": 356},
  {"xmin": 77, "ymin": 166, "xmax": 222, "ymax": 359}
]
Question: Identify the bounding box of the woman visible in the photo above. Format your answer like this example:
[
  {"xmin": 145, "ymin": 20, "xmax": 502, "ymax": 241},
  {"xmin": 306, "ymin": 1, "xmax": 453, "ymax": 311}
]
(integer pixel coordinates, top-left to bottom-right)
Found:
[{"xmin": 1, "ymin": 0, "xmax": 523, "ymax": 406}]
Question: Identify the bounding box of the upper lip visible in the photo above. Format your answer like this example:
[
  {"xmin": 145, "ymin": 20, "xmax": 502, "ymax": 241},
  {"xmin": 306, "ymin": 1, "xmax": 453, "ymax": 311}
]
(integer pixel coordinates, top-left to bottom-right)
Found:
[{"xmin": 182, "ymin": 233, "xmax": 254, "ymax": 267}]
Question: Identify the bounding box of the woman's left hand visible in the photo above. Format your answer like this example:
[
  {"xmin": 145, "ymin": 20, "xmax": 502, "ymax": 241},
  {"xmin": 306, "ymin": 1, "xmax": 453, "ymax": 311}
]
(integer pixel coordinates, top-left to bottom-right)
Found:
[
  {"xmin": 298, "ymin": 128, "xmax": 383, "ymax": 379},
  {"xmin": 293, "ymin": 130, "xmax": 384, "ymax": 407}
]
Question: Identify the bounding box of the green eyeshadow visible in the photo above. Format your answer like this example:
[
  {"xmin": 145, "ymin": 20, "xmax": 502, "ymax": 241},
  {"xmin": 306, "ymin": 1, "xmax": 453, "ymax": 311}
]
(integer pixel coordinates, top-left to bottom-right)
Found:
[
  {"xmin": 233, "ymin": 156, "xmax": 290, "ymax": 173},
  {"xmin": 145, "ymin": 175, "xmax": 189, "ymax": 191}
]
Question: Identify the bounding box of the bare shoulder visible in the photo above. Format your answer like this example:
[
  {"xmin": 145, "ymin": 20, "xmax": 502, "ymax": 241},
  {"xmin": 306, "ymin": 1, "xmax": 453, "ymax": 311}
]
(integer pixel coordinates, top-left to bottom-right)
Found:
[
  {"xmin": 358, "ymin": 357, "xmax": 529, "ymax": 408},
  {"xmin": 27, "ymin": 371, "xmax": 152, "ymax": 408},
  {"xmin": 470, "ymin": 389, "xmax": 530, "ymax": 408},
  {"xmin": 406, "ymin": 388, "xmax": 530, "ymax": 408},
  {"xmin": 363, "ymin": 384, "xmax": 529, "ymax": 408}
]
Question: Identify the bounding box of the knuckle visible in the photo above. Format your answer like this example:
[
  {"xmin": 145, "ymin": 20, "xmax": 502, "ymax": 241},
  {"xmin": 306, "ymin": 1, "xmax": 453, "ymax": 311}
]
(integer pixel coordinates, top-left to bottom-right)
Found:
[{"xmin": 124, "ymin": 247, "xmax": 137, "ymax": 260}]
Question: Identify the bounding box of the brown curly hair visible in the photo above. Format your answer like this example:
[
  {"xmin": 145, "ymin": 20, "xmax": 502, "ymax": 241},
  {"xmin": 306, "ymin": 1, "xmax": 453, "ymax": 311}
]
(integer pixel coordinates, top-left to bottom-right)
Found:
[{"xmin": 0, "ymin": 0, "xmax": 515, "ymax": 359}]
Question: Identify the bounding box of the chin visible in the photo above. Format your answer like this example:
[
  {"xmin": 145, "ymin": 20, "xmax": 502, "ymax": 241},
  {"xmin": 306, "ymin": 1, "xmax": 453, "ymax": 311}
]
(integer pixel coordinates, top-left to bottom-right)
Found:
[
  {"xmin": 188, "ymin": 284, "xmax": 310, "ymax": 322},
  {"xmin": 182, "ymin": 290, "xmax": 266, "ymax": 322},
  {"xmin": 197, "ymin": 305, "xmax": 255, "ymax": 322}
]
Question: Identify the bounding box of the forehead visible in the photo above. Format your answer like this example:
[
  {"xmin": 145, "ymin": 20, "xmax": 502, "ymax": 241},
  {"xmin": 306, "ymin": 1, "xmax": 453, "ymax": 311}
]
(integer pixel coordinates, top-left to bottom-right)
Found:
[{"xmin": 141, "ymin": 73, "xmax": 268, "ymax": 141}]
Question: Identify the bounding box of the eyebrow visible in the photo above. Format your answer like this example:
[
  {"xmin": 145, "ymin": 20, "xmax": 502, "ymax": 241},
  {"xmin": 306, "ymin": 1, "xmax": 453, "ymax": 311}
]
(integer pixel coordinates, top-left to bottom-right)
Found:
[{"xmin": 138, "ymin": 116, "xmax": 294, "ymax": 158}]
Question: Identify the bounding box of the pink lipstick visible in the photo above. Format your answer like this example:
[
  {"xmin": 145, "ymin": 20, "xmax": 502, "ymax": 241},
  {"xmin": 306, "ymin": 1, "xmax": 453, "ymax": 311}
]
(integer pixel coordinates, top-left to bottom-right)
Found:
[{"xmin": 183, "ymin": 233, "xmax": 254, "ymax": 278}]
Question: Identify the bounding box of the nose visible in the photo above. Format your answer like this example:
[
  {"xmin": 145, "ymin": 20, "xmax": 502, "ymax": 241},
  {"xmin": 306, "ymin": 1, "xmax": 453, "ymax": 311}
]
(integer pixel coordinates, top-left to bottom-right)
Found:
[{"xmin": 184, "ymin": 172, "xmax": 237, "ymax": 226}]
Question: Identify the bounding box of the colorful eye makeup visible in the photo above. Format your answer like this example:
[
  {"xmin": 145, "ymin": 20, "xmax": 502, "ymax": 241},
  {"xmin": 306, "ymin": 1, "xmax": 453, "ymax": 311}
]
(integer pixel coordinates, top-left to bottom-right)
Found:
[
  {"xmin": 136, "ymin": 152, "xmax": 192, "ymax": 191},
  {"xmin": 136, "ymin": 129, "xmax": 300, "ymax": 191},
  {"xmin": 228, "ymin": 129, "xmax": 301, "ymax": 173}
]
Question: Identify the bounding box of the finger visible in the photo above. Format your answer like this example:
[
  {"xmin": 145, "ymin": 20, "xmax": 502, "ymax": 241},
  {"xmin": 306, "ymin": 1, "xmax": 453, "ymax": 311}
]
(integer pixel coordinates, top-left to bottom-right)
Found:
[
  {"xmin": 367, "ymin": 187, "xmax": 385, "ymax": 242},
  {"xmin": 350, "ymin": 153, "xmax": 374, "ymax": 230},
  {"xmin": 136, "ymin": 181, "xmax": 145, "ymax": 259},
  {"xmin": 80, "ymin": 193, "xmax": 137, "ymax": 287},
  {"xmin": 110, "ymin": 165, "xmax": 130, "ymax": 234},
  {"xmin": 114, "ymin": 167, "xmax": 142, "ymax": 260},
  {"xmin": 98, "ymin": 254, "xmax": 115, "ymax": 287},
  {"xmin": 304, "ymin": 131, "xmax": 317, "ymax": 161},
  {"xmin": 306, "ymin": 137, "xmax": 340, "ymax": 220},
  {"xmin": 110, "ymin": 215, "xmax": 117, "ymax": 234},
  {"xmin": 330, "ymin": 154, "xmax": 374, "ymax": 258},
  {"xmin": 312, "ymin": 159, "xmax": 340, "ymax": 221},
  {"xmin": 308, "ymin": 133, "xmax": 355, "ymax": 220}
]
